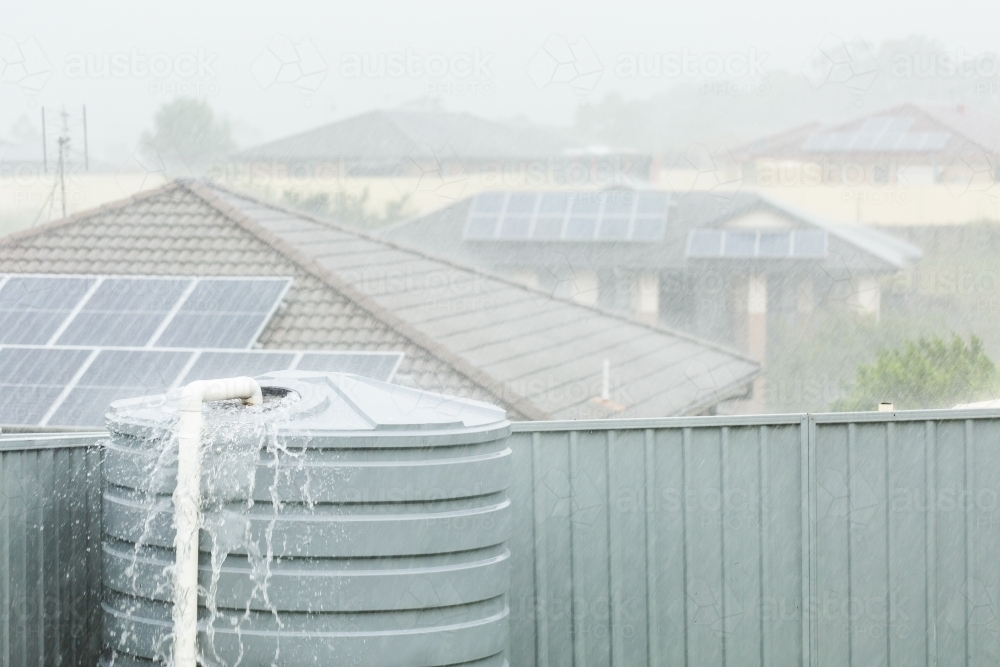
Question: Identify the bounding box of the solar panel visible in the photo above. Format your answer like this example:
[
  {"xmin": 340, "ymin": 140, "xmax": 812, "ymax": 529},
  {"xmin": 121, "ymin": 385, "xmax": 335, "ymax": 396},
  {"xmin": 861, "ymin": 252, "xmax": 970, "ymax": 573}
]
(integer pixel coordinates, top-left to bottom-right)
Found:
[
  {"xmin": 723, "ymin": 231, "xmax": 756, "ymax": 257},
  {"xmin": 0, "ymin": 344, "xmax": 406, "ymax": 427},
  {"xmin": 180, "ymin": 351, "xmax": 297, "ymax": 384},
  {"xmin": 686, "ymin": 229, "xmax": 828, "ymax": 259},
  {"xmin": 802, "ymin": 116, "xmax": 951, "ymax": 154},
  {"xmin": 0, "ymin": 275, "xmax": 407, "ymax": 427},
  {"xmin": 152, "ymin": 278, "xmax": 291, "ymax": 349},
  {"xmin": 55, "ymin": 278, "xmax": 191, "ymax": 346},
  {"xmin": 506, "ymin": 193, "xmax": 538, "ymax": 215},
  {"xmin": 463, "ymin": 191, "xmax": 670, "ymax": 243},
  {"xmin": 48, "ymin": 349, "xmax": 192, "ymax": 426},
  {"xmin": 498, "ymin": 216, "xmax": 531, "ymax": 240},
  {"xmin": 759, "ymin": 232, "xmax": 792, "ymax": 257},
  {"xmin": 597, "ymin": 216, "xmax": 629, "ymax": 241},
  {"xmin": 597, "ymin": 193, "xmax": 634, "ymax": 241},
  {"xmin": 497, "ymin": 193, "xmax": 536, "ymax": 239},
  {"xmin": 0, "ymin": 274, "xmax": 293, "ymax": 352},
  {"xmin": 471, "ymin": 192, "xmax": 505, "ymax": 213},
  {"xmin": 0, "ymin": 347, "xmax": 92, "ymax": 425},
  {"xmin": 790, "ymin": 230, "xmax": 828, "ymax": 257},
  {"xmin": 535, "ymin": 191, "xmax": 569, "ymax": 236},
  {"xmin": 686, "ymin": 230, "xmax": 724, "ymax": 257},
  {"xmin": 565, "ymin": 216, "xmax": 598, "ymax": 240},
  {"xmin": 0, "ymin": 276, "xmax": 95, "ymax": 344}
]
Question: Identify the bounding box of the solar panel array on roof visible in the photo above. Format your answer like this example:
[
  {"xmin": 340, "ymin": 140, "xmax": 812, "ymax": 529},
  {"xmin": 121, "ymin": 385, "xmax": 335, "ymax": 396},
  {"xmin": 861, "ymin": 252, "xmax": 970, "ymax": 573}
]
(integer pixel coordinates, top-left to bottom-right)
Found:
[
  {"xmin": 0, "ymin": 275, "xmax": 292, "ymax": 349},
  {"xmin": 0, "ymin": 274, "xmax": 408, "ymax": 426},
  {"xmin": 463, "ymin": 190, "xmax": 671, "ymax": 242},
  {"xmin": 0, "ymin": 345, "xmax": 404, "ymax": 427},
  {"xmin": 801, "ymin": 116, "xmax": 951, "ymax": 153},
  {"xmin": 686, "ymin": 229, "xmax": 828, "ymax": 258}
]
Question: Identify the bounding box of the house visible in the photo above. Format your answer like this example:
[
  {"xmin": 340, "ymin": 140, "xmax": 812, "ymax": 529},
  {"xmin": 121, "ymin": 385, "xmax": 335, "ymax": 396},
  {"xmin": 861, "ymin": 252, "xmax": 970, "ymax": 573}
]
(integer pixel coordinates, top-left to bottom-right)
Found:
[
  {"xmin": 381, "ymin": 188, "xmax": 922, "ymax": 366},
  {"xmin": 234, "ymin": 109, "xmax": 649, "ymax": 183},
  {"xmin": 224, "ymin": 110, "xmax": 651, "ymax": 221},
  {"xmin": 735, "ymin": 103, "xmax": 1000, "ymax": 187},
  {"xmin": 0, "ymin": 180, "xmax": 761, "ymax": 422}
]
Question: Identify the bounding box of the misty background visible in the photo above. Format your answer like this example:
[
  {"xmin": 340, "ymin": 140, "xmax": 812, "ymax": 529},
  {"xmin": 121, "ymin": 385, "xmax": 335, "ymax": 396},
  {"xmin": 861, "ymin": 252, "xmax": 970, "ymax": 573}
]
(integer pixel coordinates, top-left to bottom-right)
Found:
[
  {"xmin": 3, "ymin": 1, "xmax": 999, "ymax": 162},
  {"xmin": 4, "ymin": 0, "xmax": 1000, "ymax": 414}
]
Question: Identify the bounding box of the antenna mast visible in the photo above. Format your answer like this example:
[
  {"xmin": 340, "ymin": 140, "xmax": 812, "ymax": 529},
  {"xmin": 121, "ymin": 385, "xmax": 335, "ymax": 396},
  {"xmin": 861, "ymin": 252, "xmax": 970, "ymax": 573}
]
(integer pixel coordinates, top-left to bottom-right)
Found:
[{"xmin": 57, "ymin": 107, "xmax": 70, "ymax": 218}]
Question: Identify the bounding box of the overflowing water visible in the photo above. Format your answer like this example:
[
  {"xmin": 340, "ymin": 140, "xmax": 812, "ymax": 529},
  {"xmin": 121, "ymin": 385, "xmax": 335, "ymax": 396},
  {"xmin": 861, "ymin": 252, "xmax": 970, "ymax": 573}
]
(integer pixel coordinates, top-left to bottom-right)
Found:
[
  {"xmin": 102, "ymin": 387, "xmax": 343, "ymax": 667},
  {"xmin": 99, "ymin": 371, "xmax": 514, "ymax": 667}
]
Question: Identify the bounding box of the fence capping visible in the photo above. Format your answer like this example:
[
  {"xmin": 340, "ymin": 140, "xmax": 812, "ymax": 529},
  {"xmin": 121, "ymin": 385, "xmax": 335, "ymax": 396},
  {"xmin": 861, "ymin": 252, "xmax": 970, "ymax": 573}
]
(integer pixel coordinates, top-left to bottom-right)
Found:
[
  {"xmin": 0, "ymin": 431, "xmax": 106, "ymax": 452},
  {"xmin": 512, "ymin": 406, "xmax": 1000, "ymax": 433}
]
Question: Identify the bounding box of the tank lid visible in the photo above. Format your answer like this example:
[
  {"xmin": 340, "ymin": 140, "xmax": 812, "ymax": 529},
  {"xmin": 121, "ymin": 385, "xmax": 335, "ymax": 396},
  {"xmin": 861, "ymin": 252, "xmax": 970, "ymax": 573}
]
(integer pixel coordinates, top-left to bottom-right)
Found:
[
  {"xmin": 259, "ymin": 370, "xmax": 507, "ymax": 430},
  {"xmin": 107, "ymin": 371, "xmax": 509, "ymax": 440}
]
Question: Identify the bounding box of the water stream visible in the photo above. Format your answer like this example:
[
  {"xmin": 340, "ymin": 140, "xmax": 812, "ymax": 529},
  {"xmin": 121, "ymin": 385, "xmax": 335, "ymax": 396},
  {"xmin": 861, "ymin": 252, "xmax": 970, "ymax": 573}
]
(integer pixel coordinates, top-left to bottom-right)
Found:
[{"xmin": 104, "ymin": 389, "xmax": 317, "ymax": 667}]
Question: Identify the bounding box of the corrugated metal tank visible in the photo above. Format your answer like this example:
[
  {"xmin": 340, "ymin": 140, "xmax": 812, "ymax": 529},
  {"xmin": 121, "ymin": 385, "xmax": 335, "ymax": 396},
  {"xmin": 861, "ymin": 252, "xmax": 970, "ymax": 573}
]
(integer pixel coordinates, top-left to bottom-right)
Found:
[{"xmin": 100, "ymin": 370, "xmax": 512, "ymax": 667}]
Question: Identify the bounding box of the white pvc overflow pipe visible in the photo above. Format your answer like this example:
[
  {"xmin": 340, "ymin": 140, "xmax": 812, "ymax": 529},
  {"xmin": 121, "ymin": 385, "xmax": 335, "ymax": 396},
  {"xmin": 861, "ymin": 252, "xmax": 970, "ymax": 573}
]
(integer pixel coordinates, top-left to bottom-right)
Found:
[{"xmin": 173, "ymin": 377, "xmax": 263, "ymax": 667}]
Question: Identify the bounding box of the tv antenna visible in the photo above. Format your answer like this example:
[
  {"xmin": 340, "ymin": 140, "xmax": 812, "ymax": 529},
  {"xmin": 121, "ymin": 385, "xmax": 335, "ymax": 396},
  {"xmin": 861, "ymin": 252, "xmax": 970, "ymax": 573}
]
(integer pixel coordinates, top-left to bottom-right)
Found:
[{"xmin": 35, "ymin": 105, "xmax": 89, "ymax": 224}]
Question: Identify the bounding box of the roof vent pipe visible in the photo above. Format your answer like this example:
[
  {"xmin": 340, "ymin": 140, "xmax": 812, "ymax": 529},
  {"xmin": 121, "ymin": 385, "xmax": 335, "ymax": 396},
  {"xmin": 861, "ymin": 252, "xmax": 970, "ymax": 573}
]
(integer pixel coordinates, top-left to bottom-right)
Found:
[{"xmin": 173, "ymin": 377, "xmax": 262, "ymax": 667}]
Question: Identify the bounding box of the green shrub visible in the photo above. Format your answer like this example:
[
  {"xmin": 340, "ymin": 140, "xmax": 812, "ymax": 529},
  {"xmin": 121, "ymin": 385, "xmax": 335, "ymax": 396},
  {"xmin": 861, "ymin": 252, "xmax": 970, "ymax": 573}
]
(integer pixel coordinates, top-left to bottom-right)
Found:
[{"xmin": 834, "ymin": 334, "xmax": 998, "ymax": 411}]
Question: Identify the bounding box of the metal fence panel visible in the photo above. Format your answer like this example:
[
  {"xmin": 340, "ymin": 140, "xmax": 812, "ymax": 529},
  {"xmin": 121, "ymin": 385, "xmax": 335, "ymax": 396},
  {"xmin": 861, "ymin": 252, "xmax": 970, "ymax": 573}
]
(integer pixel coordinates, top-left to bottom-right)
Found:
[
  {"xmin": 0, "ymin": 433, "xmax": 104, "ymax": 667},
  {"xmin": 510, "ymin": 409, "xmax": 1000, "ymax": 667},
  {"xmin": 4, "ymin": 409, "xmax": 1000, "ymax": 667}
]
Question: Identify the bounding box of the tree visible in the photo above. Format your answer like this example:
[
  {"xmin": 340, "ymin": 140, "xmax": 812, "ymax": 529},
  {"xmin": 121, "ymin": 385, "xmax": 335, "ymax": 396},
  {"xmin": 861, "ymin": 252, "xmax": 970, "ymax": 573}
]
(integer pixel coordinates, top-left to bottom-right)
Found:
[
  {"xmin": 142, "ymin": 97, "xmax": 235, "ymax": 164},
  {"xmin": 833, "ymin": 334, "xmax": 998, "ymax": 411}
]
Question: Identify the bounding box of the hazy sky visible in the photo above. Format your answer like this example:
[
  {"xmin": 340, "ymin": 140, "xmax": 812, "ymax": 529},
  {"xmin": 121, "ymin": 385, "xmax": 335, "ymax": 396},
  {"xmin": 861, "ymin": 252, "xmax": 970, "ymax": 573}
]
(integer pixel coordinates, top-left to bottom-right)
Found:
[{"xmin": 4, "ymin": 0, "xmax": 999, "ymax": 163}]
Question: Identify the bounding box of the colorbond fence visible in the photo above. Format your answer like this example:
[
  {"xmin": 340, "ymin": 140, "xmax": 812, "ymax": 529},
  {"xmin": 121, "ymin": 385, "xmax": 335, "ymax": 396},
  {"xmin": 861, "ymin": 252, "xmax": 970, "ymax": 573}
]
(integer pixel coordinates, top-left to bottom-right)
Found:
[
  {"xmin": 4, "ymin": 409, "xmax": 1000, "ymax": 666},
  {"xmin": 0, "ymin": 432, "xmax": 104, "ymax": 667},
  {"xmin": 507, "ymin": 409, "xmax": 1000, "ymax": 667}
]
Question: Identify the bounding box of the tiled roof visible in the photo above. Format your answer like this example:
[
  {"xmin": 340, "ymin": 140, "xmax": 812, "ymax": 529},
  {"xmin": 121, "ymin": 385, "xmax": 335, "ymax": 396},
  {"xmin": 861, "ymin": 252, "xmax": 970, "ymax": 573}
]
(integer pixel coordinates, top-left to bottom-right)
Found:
[
  {"xmin": 383, "ymin": 189, "xmax": 921, "ymax": 273},
  {"xmin": 0, "ymin": 180, "xmax": 761, "ymax": 420},
  {"xmin": 198, "ymin": 182, "xmax": 761, "ymax": 419},
  {"xmin": 235, "ymin": 109, "xmax": 593, "ymax": 163},
  {"xmin": 736, "ymin": 103, "xmax": 1000, "ymax": 159}
]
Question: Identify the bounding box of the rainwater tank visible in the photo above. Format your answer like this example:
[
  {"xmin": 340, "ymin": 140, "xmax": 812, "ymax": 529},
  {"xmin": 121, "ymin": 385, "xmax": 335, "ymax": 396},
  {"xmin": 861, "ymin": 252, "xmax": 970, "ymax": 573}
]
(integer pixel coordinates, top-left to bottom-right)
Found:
[{"xmin": 100, "ymin": 370, "xmax": 512, "ymax": 667}]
